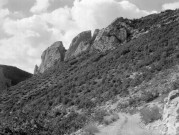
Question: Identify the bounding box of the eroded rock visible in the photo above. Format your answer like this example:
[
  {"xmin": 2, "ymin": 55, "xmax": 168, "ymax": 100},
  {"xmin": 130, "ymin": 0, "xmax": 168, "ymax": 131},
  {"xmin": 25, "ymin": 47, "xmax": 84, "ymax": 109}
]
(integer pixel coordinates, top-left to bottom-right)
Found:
[
  {"xmin": 162, "ymin": 90, "xmax": 179, "ymax": 135},
  {"xmin": 37, "ymin": 41, "xmax": 66, "ymax": 73},
  {"xmin": 147, "ymin": 90, "xmax": 179, "ymax": 135},
  {"xmin": 65, "ymin": 30, "xmax": 92, "ymax": 60},
  {"xmin": 91, "ymin": 17, "xmax": 133, "ymax": 52}
]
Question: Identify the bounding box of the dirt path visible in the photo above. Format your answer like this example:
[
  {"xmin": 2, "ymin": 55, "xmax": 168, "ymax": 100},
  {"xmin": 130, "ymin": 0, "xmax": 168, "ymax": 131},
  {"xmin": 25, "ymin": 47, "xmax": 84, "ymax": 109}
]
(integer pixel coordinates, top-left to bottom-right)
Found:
[{"xmin": 96, "ymin": 113, "xmax": 155, "ymax": 135}]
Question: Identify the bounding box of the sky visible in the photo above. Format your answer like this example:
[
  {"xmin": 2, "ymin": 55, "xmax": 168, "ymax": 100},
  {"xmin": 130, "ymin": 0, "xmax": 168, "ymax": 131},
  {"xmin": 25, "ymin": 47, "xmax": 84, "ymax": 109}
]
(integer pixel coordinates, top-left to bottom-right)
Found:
[{"xmin": 0, "ymin": 0, "xmax": 179, "ymax": 73}]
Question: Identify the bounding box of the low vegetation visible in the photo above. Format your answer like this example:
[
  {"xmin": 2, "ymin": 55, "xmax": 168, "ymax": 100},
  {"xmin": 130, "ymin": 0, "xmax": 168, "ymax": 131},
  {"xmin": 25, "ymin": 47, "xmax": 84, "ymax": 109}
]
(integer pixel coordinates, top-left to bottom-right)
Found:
[
  {"xmin": 0, "ymin": 9, "xmax": 179, "ymax": 135},
  {"xmin": 140, "ymin": 105, "xmax": 162, "ymax": 124}
]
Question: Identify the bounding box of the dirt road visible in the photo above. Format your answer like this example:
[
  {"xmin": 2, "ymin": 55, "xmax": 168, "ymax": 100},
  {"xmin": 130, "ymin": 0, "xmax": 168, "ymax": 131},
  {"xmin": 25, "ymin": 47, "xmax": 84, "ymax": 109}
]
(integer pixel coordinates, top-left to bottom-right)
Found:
[{"xmin": 96, "ymin": 113, "xmax": 157, "ymax": 135}]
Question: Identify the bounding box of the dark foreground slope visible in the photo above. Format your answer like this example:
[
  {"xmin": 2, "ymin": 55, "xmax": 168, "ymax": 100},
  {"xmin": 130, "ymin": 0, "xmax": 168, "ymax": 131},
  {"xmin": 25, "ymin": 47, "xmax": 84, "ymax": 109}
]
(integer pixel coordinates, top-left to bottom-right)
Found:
[
  {"xmin": 0, "ymin": 10, "xmax": 179, "ymax": 135},
  {"xmin": 0, "ymin": 65, "xmax": 32, "ymax": 92}
]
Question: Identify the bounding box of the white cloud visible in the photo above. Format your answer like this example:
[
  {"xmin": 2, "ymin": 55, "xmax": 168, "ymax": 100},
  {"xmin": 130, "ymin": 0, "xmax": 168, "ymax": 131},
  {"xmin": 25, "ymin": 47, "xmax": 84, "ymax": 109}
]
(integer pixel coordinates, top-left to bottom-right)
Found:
[
  {"xmin": 0, "ymin": 0, "xmax": 8, "ymax": 8},
  {"xmin": 0, "ymin": 0, "xmax": 156, "ymax": 73},
  {"xmin": 0, "ymin": 9, "xmax": 9, "ymax": 19},
  {"xmin": 71, "ymin": 0, "xmax": 156, "ymax": 30},
  {"xmin": 162, "ymin": 1, "xmax": 179, "ymax": 10},
  {"xmin": 30, "ymin": 0, "xmax": 51, "ymax": 13}
]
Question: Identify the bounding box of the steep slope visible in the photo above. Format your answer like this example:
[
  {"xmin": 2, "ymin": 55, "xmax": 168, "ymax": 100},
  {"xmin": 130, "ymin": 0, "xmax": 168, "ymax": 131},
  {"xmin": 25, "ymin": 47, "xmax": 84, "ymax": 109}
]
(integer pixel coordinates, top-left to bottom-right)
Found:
[
  {"xmin": 0, "ymin": 65, "xmax": 32, "ymax": 93},
  {"xmin": 0, "ymin": 9, "xmax": 179, "ymax": 135}
]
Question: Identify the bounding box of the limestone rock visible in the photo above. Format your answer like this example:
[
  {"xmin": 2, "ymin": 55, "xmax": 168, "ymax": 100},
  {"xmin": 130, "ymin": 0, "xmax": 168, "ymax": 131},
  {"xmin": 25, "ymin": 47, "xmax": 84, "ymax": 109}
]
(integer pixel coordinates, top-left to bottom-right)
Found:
[
  {"xmin": 91, "ymin": 29, "xmax": 100, "ymax": 42},
  {"xmin": 162, "ymin": 90, "xmax": 179, "ymax": 135},
  {"xmin": 147, "ymin": 90, "xmax": 179, "ymax": 135},
  {"xmin": 37, "ymin": 41, "xmax": 66, "ymax": 73},
  {"xmin": 65, "ymin": 30, "xmax": 92, "ymax": 60},
  {"xmin": 34, "ymin": 65, "xmax": 39, "ymax": 74},
  {"xmin": 91, "ymin": 17, "xmax": 132, "ymax": 52}
]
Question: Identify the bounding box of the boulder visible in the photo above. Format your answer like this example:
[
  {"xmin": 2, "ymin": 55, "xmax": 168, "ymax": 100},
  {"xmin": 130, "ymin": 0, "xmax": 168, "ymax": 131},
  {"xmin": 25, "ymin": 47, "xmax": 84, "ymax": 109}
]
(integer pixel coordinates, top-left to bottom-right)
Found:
[
  {"xmin": 91, "ymin": 17, "xmax": 132, "ymax": 52},
  {"xmin": 34, "ymin": 65, "xmax": 39, "ymax": 74},
  {"xmin": 65, "ymin": 30, "xmax": 92, "ymax": 60},
  {"xmin": 147, "ymin": 90, "xmax": 179, "ymax": 135},
  {"xmin": 37, "ymin": 41, "xmax": 66, "ymax": 73},
  {"xmin": 162, "ymin": 90, "xmax": 179, "ymax": 135}
]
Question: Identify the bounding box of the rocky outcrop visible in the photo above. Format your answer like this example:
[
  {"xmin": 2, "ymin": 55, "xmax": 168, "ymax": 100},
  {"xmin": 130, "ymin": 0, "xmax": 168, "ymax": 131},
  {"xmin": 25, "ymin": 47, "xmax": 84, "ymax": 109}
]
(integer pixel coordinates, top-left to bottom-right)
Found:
[
  {"xmin": 65, "ymin": 31, "xmax": 92, "ymax": 60},
  {"xmin": 162, "ymin": 90, "xmax": 179, "ymax": 135},
  {"xmin": 36, "ymin": 41, "xmax": 66, "ymax": 74},
  {"xmin": 147, "ymin": 90, "xmax": 179, "ymax": 135},
  {"xmin": 34, "ymin": 65, "xmax": 39, "ymax": 75},
  {"xmin": 91, "ymin": 18, "xmax": 133, "ymax": 52},
  {"xmin": 91, "ymin": 29, "xmax": 100, "ymax": 42}
]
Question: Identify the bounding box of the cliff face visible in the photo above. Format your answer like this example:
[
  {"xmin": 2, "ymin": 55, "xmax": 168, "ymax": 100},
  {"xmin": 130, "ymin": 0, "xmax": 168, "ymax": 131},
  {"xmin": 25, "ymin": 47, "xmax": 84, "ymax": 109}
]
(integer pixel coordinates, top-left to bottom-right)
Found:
[
  {"xmin": 65, "ymin": 30, "xmax": 92, "ymax": 60},
  {"xmin": 35, "ymin": 41, "xmax": 66, "ymax": 74},
  {"xmin": 91, "ymin": 18, "xmax": 133, "ymax": 52}
]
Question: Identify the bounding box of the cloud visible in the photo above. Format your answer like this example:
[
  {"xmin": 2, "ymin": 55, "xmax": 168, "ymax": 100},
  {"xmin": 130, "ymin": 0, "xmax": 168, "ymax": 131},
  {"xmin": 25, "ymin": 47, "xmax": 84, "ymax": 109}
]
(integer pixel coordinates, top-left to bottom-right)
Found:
[
  {"xmin": 0, "ymin": 0, "xmax": 156, "ymax": 73},
  {"xmin": 162, "ymin": 1, "xmax": 179, "ymax": 10},
  {"xmin": 0, "ymin": 8, "xmax": 9, "ymax": 19},
  {"xmin": 30, "ymin": 0, "xmax": 51, "ymax": 13},
  {"xmin": 71, "ymin": 0, "xmax": 156, "ymax": 30},
  {"xmin": 0, "ymin": 0, "xmax": 8, "ymax": 8}
]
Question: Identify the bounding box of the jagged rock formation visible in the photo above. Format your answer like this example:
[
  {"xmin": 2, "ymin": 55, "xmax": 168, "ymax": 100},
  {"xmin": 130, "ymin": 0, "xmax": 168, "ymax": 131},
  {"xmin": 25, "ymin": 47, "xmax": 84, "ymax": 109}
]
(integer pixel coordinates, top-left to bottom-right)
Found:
[
  {"xmin": 65, "ymin": 30, "xmax": 92, "ymax": 60},
  {"xmin": 35, "ymin": 41, "xmax": 66, "ymax": 74},
  {"xmin": 34, "ymin": 65, "xmax": 39, "ymax": 75},
  {"xmin": 162, "ymin": 90, "xmax": 179, "ymax": 135},
  {"xmin": 91, "ymin": 18, "xmax": 133, "ymax": 52},
  {"xmin": 91, "ymin": 29, "xmax": 100, "ymax": 42},
  {"xmin": 146, "ymin": 90, "xmax": 179, "ymax": 135},
  {"xmin": 0, "ymin": 65, "xmax": 32, "ymax": 92}
]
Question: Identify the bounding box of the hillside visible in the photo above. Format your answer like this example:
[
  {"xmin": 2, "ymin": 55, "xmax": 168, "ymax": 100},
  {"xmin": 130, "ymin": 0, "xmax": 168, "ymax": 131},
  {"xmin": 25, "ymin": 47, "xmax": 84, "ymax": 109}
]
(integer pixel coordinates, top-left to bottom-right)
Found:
[
  {"xmin": 0, "ymin": 65, "xmax": 32, "ymax": 93},
  {"xmin": 0, "ymin": 9, "xmax": 179, "ymax": 135}
]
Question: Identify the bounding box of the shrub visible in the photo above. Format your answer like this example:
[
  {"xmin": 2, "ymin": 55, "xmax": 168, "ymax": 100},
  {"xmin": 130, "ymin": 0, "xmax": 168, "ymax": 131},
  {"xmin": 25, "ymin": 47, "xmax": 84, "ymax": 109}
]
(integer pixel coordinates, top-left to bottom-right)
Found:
[
  {"xmin": 140, "ymin": 105, "xmax": 162, "ymax": 124},
  {"xmin": 84, "ymin": 123, "xmax": 99, "ymax": 135},
  {"xmin": 93, "ymin": 109, "xmax": 108, "ymax": 123},
  {"xmin": 103, "ymin": 113, "xmax": 119, "ymax": 125},
  {"xmin": 172, "ymin": 79, "xmax": 179, "ymax": 90}
]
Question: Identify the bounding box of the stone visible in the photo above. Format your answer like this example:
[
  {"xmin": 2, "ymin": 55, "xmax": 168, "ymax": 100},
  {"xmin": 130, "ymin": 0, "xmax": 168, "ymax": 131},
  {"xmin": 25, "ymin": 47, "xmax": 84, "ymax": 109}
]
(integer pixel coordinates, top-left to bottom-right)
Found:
[
  {"xmin": 147, "ymin": 90, "xmax": 179, "ymax": 135},
  {"xmin": 162, "ymin": 90, "xmax": 179, "ymax": 135},
  {"xmin": 91, "ymin": 29, "xmax": 100, "ymax": 42},
  {"xmin": 37, "ymin": 41, "xmax": 66, "ymax": 73},
  {"xmin": 34, "ymin": 65, "xmax": 39, "ymax": 74},
  {"xmin": 91, "ymin": 17, "xmax": 132, "ymax": 52},
  {"xmin": 65, "ymin": 30, "xmax": 92, "ymax": 60}
]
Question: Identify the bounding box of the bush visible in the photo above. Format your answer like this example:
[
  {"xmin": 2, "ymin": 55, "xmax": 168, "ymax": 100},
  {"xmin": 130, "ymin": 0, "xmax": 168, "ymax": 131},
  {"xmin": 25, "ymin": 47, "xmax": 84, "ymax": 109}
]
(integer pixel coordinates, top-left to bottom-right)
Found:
[
  {"xmin": 93, "ymin": 109, "xmax": 108, "ymax": 123},
  {"xmin": 140, "ymin": 105, "xmax": 162, "ymax": 124},
  {"xmin": 103, "ymin": 113, "xmax": 119, "ymax": 125},
  {"xmin": 172, "ymin": 79, "xmax": 179, "ymax": 90},
  {"xmin": 84, "ymin": 123, "xmax": 99, "ymax": 135}
]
